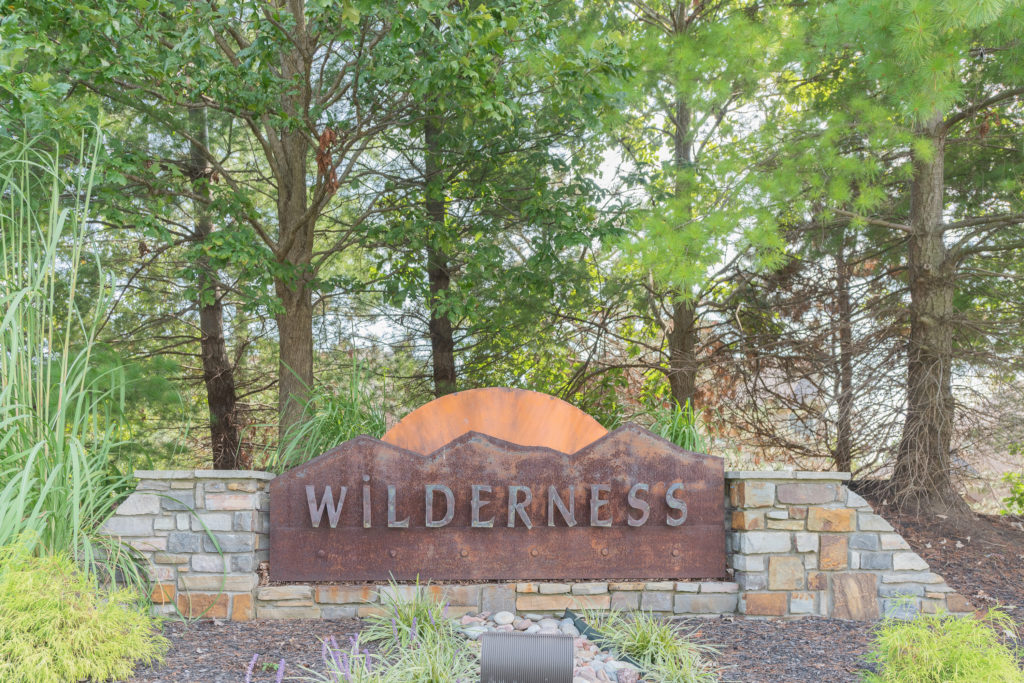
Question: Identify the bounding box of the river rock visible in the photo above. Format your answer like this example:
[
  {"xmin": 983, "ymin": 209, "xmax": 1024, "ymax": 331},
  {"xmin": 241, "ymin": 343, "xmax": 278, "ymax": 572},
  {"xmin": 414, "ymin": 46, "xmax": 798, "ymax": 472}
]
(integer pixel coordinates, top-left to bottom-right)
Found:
[{"xmin": 493, "ymin": 610, "xmax": 515, "ymax": 625}]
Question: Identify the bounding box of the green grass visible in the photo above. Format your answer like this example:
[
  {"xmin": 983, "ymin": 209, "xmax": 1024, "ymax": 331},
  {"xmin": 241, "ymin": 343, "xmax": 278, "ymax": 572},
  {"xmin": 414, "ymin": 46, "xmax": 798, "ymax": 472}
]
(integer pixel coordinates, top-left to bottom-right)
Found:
[
  {"xmin": 584, "ymin": 610, "xmax": 720, "ymax": 682},
  {"xmin": 0, "ymin": 130, "xmax": 145, "ymax": 586},
  {"xmin": 0, "ymin": 539, "xmax": 168, "ymax": 683},
  {"xmin": 648, "ymin": 400, "xmax": 705, "ymax": 452},
  {"xmin": 862, "ymin": 608, "xmax": 1023, "ymax": 682}
]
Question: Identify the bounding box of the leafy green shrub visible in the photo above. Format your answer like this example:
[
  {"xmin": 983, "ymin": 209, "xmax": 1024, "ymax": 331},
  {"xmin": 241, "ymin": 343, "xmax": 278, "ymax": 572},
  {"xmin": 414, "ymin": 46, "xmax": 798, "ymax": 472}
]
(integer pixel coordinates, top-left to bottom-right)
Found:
[
  {"xmin": 0, "ymin": 541, "xmax": 168, "ymax": 682},
  {"xmin": 863, "ymin": 608, "xmax": 1023, "ymax": 683},
  {"xmin": 585, "ymin": 610, "xmax": 719, "ymax": 682},
  {"xmin": 1001, "ymin": 472, "xmax": 1024, "ymax": 515}
]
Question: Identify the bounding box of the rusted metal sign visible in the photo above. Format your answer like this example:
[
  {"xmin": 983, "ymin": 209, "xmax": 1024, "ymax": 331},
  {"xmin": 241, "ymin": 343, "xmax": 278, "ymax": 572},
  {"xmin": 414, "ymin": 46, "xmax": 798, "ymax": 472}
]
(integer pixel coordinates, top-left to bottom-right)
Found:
[{"xmin": 270, "ymin": 391, "xmax": 725, "ymax": 582}]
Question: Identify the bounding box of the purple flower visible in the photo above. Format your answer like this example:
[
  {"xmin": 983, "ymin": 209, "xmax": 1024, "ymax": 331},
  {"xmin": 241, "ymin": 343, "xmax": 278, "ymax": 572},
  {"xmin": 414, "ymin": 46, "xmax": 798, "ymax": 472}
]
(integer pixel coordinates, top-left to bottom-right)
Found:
[
  {"xmin": 411, "ymin": 616, "xmax": 418, "ymax": 642},
  {"xmin": 391, "ymin": 617, "xmax": 398, "ymax": 641},
  {"xmin": 444, "ymin": 602, "xmax": 450, "ymax": 618},
  {"xmin": 245, "ymin": 654, "xmax": 259, "ymax": 683},
  {"xmin": 276, "ymin": 658, "xmax": 286, "ymax": 683}
]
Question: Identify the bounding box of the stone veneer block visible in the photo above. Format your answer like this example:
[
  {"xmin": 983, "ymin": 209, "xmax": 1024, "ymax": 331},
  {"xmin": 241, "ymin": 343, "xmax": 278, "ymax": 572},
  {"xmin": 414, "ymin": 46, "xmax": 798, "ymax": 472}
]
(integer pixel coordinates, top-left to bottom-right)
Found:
[
  {"xmin": 516, "ymin": 594, "xmax": 611, "ymax": 611},
  {"xmin": 150, "ymin": 583, "xmax": 175, "ymax": 604},
  {"xmin": 674, "ymin": 593, "xmax": 738, "ymax": 614},
  {"xmin": 819, "ymin": 534, "xmax": 849, "ymax": 570},
  {"xmin": 178, "ymin": 592, "xmax": 230, "ymax": 619},
  {"xmin": 609, "ymin": 582, "xmax": 645, "ymax": 591},
  {"xmin": 768, "ymin": 556, "xmax": 805, "ymax": 590},
  {"xmin": 743, "ymin": 592, "xmax": 787, "ymax": 616},
  {"xmin": 644, "ymin": 581, "xmax": 674, "ymax": 591},
  {"xmin": 481, "ymin": 585, "xmax": 515, "ymax": 613},
  {"xmin": 858, "ymin": 513, "xmax": 894, "ymax": 532},
  {"xmin": 795, "ymin": 532, "xmax": 818, "ymax": 553},
  {"xmin": 572, "ymin": 582, "xmax": 608, "ymax": 595},
  {"xmin": 732, "ymin": 510, "xmax": 765, "ymax": 530},
  {"xmin": 737, "ymin": 531, "xmax": 791, "ymax": 554},
  {"xmin": 539, "ymin": 583, "xmax": 571, "ymax": 594},
  {"xmin": 730, "ymin": 481, "xmax": 775, "ymax": 508},
  {"xmin": 640, "ymin": 591, "xmax": 674, "ymax": 611},
  {"xmin": 789, "ymin": 592, "xmax": 816, "ymax": 614},
  {"xmin": 807, "ymin": 507, "xmax": 855, "ymax": 532},
  {"xmin": 102, "ymin": 516, "xmax": 154, "ymax": 537},
  {"xmin": 516, "ymin": 582, "xmax": 538, "ymax": 593},
  {"xmin": 700, "ymin": 581, "xmax": 739, "ymax": 593},
  {"xmin": 831, "ymin": 573, "xmax": 879, "ymax": 620},
  {"xmin": 776, "ymin": 483, "xmax": 837, "ymax": 505},
  {"xmin": 181, "ymin": 574, "xmax": 257, "ymax": 592},
  {"xmin": 610, "ymin": 591, "xmax": 640, "ymax": 610},
  {"xmin": 316, "ymin": 585, "xmax": 377, "ymax": 604},
  {"xmin": 731, "ymin": 554, "xmax": 765, "ymax": 572},
  {"xmin": 231, "ymin": 594, "xmax": 254, "ymax": 621},
  {"xmin": 892, "ymin": 552, "xmax": 929, "ymax": 571},
  {"xmin": 257, "ymin": 585, "xmax": 312, "ymax": 601},
  {"xmin": 879, "ymin": 533, "xmax": 911, "ymax": 550}
]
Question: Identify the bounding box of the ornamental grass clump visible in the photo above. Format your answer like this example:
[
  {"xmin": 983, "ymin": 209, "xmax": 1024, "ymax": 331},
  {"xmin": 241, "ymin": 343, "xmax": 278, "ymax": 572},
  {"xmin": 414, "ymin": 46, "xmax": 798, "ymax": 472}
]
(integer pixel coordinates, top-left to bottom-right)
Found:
[
  {"xmin": 863, "ymin": 607, "xmax": 1023, "ymax": 682},
  {"xmin": 0, "ymin": 541, "xmax": 168, "ymax": 683},
  {"xmin": 353, "ymin": 579, "xmax": 478, "ymax": 681},
  {"xmin": 586, "ymin": 610, "xmax": 720, "ymax": 682}
]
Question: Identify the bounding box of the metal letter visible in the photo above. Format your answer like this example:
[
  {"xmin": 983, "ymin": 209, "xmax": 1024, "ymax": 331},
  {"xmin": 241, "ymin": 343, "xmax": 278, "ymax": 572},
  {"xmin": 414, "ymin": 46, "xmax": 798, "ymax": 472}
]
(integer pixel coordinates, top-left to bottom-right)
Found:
[
  {"xmin": 387, "ymin": 485, "xmax": 409, "ymax": 528},
  {"xmin": 666, "ymin": 482, "xmax": 687, "ymax": 526},
  {"xmin": 471, "ymin": 485, "xmax": 494, "ymax": 528},
  {"xmin": 425, "ymin": 485, "xmax": 455, "ymax": 528},
  {"xmin": 547, "ymin": 486, "xmax": 576, "ymax": 527},
  {"xmin": 627, "ymin": 483, "xmax": 650, "ymax": 527},
  {"xmin": 507, "ymin": 485, "xmax": 533, "ymax": 529},
  {"xmin": 306, "ymin": 485, "xmax": 346, "ymax": 529},
  {"xmin": 590, "ymin": 484, "xmax": 611, "ymax": 527},
  {"xmin": 362, "ymin": 474, "xmax": 371, "ymax": 528}
]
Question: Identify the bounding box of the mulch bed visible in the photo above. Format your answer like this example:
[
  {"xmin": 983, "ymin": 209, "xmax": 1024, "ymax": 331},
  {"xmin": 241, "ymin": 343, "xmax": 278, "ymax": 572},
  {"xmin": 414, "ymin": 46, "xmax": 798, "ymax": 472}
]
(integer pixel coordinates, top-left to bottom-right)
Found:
[{"xmin": 128, "ymin": 511, "xmax": 1024, "ymax": 683}]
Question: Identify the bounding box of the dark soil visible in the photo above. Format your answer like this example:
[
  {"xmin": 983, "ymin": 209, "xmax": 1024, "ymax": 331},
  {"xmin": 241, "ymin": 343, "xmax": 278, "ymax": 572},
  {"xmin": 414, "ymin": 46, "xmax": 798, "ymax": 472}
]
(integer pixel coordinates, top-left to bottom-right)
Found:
[{"xmin": 129, "ymin": 511, "xmax": 1024, "ymax": 683}]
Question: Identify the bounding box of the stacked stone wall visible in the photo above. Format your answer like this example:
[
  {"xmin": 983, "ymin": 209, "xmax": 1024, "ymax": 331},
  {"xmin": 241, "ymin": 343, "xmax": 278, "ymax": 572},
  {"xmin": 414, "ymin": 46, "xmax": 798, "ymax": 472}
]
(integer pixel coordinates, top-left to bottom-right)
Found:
[{"xmin": 101, "ymin": 470, "xmax": 973, "ymax": 621}]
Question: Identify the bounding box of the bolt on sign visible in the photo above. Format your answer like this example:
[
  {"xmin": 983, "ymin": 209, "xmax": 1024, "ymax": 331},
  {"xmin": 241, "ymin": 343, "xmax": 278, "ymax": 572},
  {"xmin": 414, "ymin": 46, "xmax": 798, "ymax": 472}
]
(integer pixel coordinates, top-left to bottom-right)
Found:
[{"xmin": 269, "ymin": 388, "xmax": 726, "ymax": 582}]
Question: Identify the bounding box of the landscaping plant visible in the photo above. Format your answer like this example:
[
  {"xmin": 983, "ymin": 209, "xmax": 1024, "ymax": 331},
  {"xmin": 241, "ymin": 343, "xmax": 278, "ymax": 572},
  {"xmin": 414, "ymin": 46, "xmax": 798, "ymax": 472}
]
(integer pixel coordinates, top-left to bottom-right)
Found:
[
  {"xmin": 649, "ymin": 400, "xmax": 705, "ymax": 452},
  {"xmin": 0, "ymin": 539, "xmax": 167, "ymax": 683},
  {"xmin": 266, "ymin": 365, "xmax": 388, "ymax": 473},
  {"xmin": 863, "ymin": 607, "xmax": 1023, "ymax": 682},
  {"xmin": 0, "ymin": 132, "xmax": 141, "ymax": 583},
  {"xmin": 585, "ymin": 610, "xmax": 719, "ymax": 682}
]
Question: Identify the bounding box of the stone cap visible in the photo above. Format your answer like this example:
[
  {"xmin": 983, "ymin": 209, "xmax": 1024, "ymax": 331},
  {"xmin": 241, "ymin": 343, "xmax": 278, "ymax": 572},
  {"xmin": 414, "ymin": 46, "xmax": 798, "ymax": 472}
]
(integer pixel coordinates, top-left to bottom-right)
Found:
[
  {"xmin": 134, "ymin": 469, "xmax": 278, "ymax": 481},
  {"xmin": 726, "ymin": 470, "xmax": 851, "ymax": 481}
]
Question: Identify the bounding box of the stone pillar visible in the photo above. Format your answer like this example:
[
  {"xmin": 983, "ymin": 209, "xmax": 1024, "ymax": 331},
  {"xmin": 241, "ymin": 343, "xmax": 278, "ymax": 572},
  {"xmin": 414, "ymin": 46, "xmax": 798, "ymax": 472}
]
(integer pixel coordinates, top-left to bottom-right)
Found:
[{"xmin": 100, "ymin": 470, "xmax": 273, "ymax": 621}]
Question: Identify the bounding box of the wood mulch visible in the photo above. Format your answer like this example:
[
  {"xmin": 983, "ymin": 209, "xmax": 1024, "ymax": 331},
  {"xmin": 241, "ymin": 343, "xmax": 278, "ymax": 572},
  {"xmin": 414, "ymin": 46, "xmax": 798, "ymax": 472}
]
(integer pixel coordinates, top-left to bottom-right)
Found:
[{"xmin": 128, "ymin": 510, "xmax": 1024, "ymax": 683}]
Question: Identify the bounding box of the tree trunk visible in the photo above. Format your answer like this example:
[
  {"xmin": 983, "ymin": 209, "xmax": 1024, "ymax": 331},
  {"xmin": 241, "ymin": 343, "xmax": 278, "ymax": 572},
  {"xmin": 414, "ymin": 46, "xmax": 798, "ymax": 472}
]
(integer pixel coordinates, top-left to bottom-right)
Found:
[
  {"xmin": 892, "ymin": 117, "xmax": 964, "ymax": 512},
  {"xmin": 667, "ymin": 80, "xmax": 698, "ymax": 409},
  {"xmin": 188, "ymin": 107, "xmax": 246, "ymax": 469},
  {"xmin": 275, "ymin": 3, "xmax": 315, "ymax": 444},
  {"xmin": 668, "ymin": 300, "xmax": 698, "ymax": 407},
  {"xmin": 834, "ymin": 241, "xmax": 854, "ymax": 473},
  {"xmin": 424, "ymin": 115, "xmax": 456, "ymax": 397}
]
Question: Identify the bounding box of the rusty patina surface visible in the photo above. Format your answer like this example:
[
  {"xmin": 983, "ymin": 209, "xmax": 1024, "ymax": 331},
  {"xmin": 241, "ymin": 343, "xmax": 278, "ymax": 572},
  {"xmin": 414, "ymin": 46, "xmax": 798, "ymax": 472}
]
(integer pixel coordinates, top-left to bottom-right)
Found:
[
  {"xmin": 270, "ymin": 423, "xmax": 726, "ymax": 582},
  {"xmin": 380, "ymin": 387, "xmax": 608, "ymax": 455}
]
